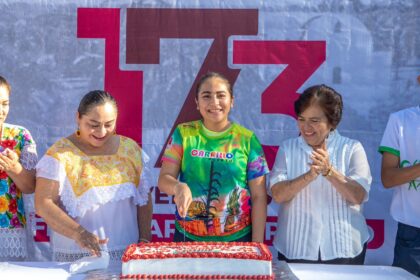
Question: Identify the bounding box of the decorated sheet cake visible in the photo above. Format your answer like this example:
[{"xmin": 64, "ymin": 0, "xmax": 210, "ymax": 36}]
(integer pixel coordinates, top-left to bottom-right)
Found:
[{"xmin": 121, "ymin": 242, "xmax": 273, "ymax": 279}]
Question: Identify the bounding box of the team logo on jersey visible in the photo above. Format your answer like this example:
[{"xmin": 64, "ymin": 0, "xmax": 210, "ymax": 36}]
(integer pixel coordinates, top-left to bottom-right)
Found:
[
  {"xmin": 401, "ymin": 159, "xmax": 420, "ymax": 190},
  {"xmin": 191, "ymin": 149, "xmax": 234, "ymax": 160}
]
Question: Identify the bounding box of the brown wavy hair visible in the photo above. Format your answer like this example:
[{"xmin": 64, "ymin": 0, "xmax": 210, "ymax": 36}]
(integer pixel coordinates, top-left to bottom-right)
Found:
[{"xmin": 294, "ymin": 84, "xmax": 343, "ymax": 129}]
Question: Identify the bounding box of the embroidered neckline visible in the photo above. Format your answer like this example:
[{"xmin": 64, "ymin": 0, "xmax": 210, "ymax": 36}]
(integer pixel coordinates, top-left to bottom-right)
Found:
[{"xmin": 64, "ymin": 136, "xmax": 122, "ymax": 157}]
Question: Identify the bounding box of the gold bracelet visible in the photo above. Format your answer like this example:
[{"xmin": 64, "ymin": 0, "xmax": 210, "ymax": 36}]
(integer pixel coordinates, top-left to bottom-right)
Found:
[
  {"xmin": 76, "ymin": 225, "xmax": 87, "ymax": 235},
  {"xmin": 323, "ymin": 166, "xmax": 333, "ymax": 177},
  {"xmin": 139, "ymin": 238, "xmax": 150, "ymax": 243}
]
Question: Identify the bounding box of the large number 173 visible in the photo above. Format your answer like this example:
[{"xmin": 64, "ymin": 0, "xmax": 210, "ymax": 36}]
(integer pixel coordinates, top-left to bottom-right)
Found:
[{"xmin": 77, "ymin": 8, "xmax": 326, "ymax": 167}]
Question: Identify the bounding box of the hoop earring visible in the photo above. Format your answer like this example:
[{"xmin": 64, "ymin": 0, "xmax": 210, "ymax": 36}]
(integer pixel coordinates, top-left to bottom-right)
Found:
[{"xmin": 76, "ymin": 129, "xmax": 81, "ymax": 137}]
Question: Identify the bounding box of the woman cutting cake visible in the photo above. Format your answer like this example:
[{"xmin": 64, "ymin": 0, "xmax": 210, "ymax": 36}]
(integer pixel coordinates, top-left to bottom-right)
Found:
[
  {"xmin": 158, "ymin": 72, "xmax": 269, "ymax": 242},
  {"xmin": 35, "ymin": 90, "xmax": 152, "ymax": 261}
]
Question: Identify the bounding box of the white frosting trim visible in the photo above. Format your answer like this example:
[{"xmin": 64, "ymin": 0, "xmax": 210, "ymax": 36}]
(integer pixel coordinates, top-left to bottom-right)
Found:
[{"xmin": 122, "ymin": 258, "xmax": 272, "ymax": 276}]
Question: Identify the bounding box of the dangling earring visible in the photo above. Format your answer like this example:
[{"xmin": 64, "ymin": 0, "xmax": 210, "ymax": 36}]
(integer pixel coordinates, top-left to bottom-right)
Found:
[
  {"xmin": 113, "ymin": 130, "xmax": 117, "ymax": 135},
  {"xmin": 76, "ymin": 128, "xmax": 81, "ymax": 137}
]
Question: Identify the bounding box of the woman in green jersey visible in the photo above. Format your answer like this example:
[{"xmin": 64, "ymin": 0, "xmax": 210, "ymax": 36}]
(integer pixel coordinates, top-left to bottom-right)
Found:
[{"xmin": 158, "ymin": 72, "xmax": 269, "ymax": 243}]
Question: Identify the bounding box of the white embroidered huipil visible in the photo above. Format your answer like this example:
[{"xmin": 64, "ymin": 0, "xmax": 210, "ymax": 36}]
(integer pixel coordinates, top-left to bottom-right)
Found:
[
  {"xmin": 36, "ymin": 136, "xmax": 150, "ymax": 262},
  {"xmin": 270, "ymin": 130, "xmax": 372, "ymax": 261}
]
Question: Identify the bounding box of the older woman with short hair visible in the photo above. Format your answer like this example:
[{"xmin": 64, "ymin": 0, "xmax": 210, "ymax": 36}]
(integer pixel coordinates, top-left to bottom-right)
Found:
[{"xmin": 270, "ymin": 84, "xmax": 372, "ymax": 264}]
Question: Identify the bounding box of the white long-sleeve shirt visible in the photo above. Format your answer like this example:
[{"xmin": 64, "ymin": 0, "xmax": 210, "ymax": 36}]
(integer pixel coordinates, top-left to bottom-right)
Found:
[{"xmin": 270, "ymin": 130, "xmax": 372, "ymax": 261}]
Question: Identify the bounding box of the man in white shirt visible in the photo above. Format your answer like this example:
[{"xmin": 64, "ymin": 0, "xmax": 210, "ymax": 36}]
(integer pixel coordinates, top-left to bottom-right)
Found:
[{"xmin": 379, "ymin": 77, "xmax": 420, "ymax": 276}]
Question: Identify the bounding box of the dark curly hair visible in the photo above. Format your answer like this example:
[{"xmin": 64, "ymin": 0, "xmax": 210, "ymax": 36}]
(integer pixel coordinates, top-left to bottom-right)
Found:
[{"xmin": 294, "ymin": 84, "xmax": 343, "ymax": 129}]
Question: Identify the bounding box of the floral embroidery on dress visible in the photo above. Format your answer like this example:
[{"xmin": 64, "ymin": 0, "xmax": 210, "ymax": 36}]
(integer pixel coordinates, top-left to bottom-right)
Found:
[
  {"xmin": 0, "ymin": 124, "xmax": 37, "ymax": 230},
  {"xmin": 46, "ymin": 136, "xmax": 142, "ymax": 198}
]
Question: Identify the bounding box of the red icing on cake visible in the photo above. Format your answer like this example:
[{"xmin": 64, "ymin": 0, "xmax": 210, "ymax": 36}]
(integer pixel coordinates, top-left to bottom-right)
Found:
[
  {"xmin": 121, "ymin": 242, "xmax": 274, "ymax": 279},
  {"xmin": 122, "ymin": 242, "xmax": 272, "ymax": 262}
]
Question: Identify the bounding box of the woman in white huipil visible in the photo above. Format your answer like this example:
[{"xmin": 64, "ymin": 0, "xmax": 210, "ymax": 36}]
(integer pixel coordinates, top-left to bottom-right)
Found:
[
  {"xmin": 270, "ymin": 84, "xmax": 371, "ymax": 264},
  {"xmin": 35, "ymin": 90, "xmax": 152, "ymax": 262}
]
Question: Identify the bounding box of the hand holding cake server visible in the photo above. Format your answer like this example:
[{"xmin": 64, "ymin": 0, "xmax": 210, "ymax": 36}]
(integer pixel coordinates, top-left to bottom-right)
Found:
[{"xmin": 158, "ymin": 72, "xmax": 269, "ymax": 243}]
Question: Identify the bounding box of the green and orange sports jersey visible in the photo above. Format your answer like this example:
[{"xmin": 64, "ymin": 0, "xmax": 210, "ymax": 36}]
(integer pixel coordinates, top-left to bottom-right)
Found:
[{"xmin": 162, "ymin": 120, "xmax": 269, "ymax": 241}]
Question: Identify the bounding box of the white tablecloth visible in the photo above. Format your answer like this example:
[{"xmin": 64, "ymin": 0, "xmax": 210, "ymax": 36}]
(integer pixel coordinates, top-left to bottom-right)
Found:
[
  {"xmin": 0, "ymin": 260, "xmax": 418, "ymax": 279},
  {"xmin": 288, "ymin": 263, "xmax": 418, "ymax": 280}
]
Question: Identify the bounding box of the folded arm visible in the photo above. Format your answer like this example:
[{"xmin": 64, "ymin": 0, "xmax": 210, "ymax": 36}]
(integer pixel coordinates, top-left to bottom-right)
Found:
[
  {"xmin": 325, "ymin": 168, "xmax": 367, "ymax": 204},
  {"xmin": 381, "ymin": 152, "xmax": 420, "ymax": 188},
  {"xmin": 271, "ymin": 170, "xmax": 317, "ymax": 203}
]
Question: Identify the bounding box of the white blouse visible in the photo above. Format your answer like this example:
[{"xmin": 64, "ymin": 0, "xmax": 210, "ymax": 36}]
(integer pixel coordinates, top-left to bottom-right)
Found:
[
  {"xmin": 36, "ymin": 137, "xmax": 150, "ymax": 262},
  {"xmin": 270, "ymin": 130, "xmax": 372, "ymax": 261}
]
